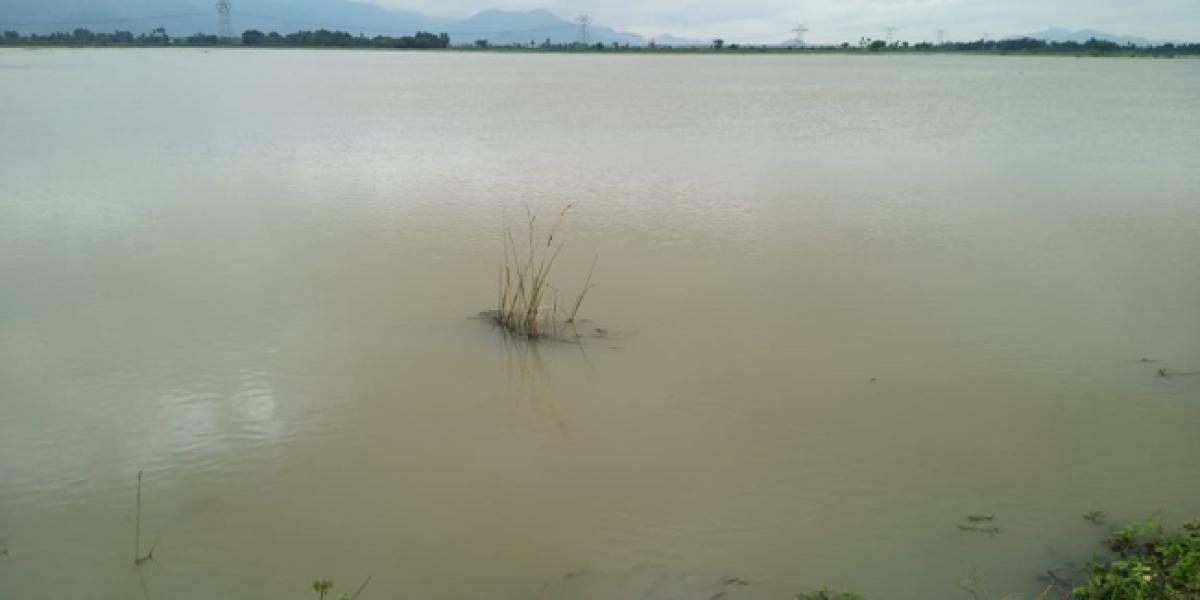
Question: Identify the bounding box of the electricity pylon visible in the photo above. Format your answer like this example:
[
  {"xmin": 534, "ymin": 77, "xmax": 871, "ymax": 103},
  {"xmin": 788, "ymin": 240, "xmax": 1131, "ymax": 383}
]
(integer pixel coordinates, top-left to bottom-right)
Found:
[
  {"xmin": 217, "ymin": 0, "xmax": 234, "ymax": 41},
  {"xmin": 792, "ymin": 22, "xmax": 810, "ymax": 47},
  {"xmin": 576, "ymin": 15, "xmax": 593, "ymax": 45}
]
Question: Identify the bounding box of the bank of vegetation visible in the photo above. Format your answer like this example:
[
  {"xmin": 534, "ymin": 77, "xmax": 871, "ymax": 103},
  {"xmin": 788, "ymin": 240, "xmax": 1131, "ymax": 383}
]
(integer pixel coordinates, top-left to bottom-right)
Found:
[
  {"xmin": 800, "ymin": 515, "xmax": 1199, "ymax": 599},
  {"xmin": 2, "ymin": 28, "xmax": 1198, "ymax": 57}
]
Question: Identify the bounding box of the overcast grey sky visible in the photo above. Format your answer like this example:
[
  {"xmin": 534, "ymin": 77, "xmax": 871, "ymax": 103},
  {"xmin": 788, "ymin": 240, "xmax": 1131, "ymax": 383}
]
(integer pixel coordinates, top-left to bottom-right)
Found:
[{"xmin": 365, "ymin": 0, "xmax": 1199, "ymax": 43}]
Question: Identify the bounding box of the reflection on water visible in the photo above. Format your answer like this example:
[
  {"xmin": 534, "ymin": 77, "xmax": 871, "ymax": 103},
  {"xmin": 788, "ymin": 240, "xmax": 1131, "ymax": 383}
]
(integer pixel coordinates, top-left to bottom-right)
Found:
[{"xmin": 1, "ymin": 49, "xmax": 1199, "ymax": 600}]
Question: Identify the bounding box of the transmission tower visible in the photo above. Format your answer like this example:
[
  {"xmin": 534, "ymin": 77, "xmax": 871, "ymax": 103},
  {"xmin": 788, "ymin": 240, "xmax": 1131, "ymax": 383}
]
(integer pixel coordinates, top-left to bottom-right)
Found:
[
  {"xmin": 791, "ymin": 22, "xmax": 810, "ymax": 47},
  {"xmin": 885, "ymin": 27, "xmax": 896, "ymax": 45},
  {"xmin": 575, "ymin": 15, "xmax": 593, "ymax": 46},
  {"xmin": 217, "ymin": 0, "xmax": 234, "ymax": 41},
  {"xmin": 936, "ymin": 29, "xmax": 945, "ymax": 45}
]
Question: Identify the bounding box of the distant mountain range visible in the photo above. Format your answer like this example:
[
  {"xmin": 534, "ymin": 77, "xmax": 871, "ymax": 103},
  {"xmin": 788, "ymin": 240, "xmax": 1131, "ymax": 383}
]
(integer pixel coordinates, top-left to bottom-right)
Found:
[
  {"xmin": 440, "ymin": 8, "xmax": 655, "ymax": 45},
  {"xmin": 0, "ymin": 0, "xmax": 708, "ymax": 45},
  {"xmin": 0, "ymin": 2, "xmax": 1170, "ymax": 47}
]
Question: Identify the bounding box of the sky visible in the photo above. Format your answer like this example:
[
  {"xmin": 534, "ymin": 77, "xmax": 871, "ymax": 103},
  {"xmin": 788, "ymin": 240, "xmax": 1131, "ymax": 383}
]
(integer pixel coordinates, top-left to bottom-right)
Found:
[{"xmin": 365, "ymin": 0, "xmax": 1200, "ymax": 43}]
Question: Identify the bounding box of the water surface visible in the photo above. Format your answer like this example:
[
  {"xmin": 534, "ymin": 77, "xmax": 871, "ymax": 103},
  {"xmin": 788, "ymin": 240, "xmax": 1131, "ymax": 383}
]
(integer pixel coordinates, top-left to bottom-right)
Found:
[{"xmin": 1, "ymin": 49, "xmax": 1198, "ymax": 599}]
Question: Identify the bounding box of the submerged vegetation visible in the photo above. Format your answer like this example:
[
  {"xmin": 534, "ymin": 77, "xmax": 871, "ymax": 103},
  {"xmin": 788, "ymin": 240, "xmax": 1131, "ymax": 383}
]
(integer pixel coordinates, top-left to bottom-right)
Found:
[{"xmin": 490, "ymin": 206, "xmax": 596, "ymax": 339}]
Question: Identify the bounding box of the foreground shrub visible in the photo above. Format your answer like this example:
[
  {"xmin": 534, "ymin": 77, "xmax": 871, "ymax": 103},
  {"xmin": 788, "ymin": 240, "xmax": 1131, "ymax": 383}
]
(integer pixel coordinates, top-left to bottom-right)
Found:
[{"xmin": 1073, "ymin": 516, "xmax": 1200, "ymax": 599}]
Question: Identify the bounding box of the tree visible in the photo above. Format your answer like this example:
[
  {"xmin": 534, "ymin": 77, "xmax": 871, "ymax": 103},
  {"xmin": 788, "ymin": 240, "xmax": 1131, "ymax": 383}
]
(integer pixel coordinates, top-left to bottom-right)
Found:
[
  {"xmin": 241, "ymin": 29, "xmax": 265, "ymax": 45},
  {"xmin": 474, "ymin": 39, "xmax": 489, "ymax": 48},
  {"xmin": 1083, "ymin": 37, "xmax": 1119, "ymax": 52},
  {"xmin": 187, "ymin": 33, "xmax": 219, "ymax": 45},
  {"xmin": 712, "ymin": 38, "xmax": 724, "ymax": 50},
  {"xmin": 869, "ymin": 39, "xmax": 886, "ymax": 51}
]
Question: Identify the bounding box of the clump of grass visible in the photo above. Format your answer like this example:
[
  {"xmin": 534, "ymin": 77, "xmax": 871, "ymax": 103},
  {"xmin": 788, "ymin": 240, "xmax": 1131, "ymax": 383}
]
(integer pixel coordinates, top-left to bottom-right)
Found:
[{"xmin": 492, "ymin": 205, "xmax": 596, "ymax": 339}]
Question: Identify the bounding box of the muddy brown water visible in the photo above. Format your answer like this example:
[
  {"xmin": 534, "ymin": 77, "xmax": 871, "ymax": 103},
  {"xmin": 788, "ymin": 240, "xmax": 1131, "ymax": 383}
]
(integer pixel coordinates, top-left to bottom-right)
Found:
[{"xmin": 1, "ymin": 49, "xmax": 1198, "ymax": 599}]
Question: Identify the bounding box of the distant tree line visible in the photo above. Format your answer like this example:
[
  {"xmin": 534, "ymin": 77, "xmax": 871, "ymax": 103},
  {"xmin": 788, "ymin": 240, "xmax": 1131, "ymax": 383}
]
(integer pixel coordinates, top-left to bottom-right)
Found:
[
  {"xmin": 0, "ymin": 28, "xmax": 450, "ymax": 49},
  {"xmin": 863, "ymin": 36, "xmax": 1200, "ymax": 55},
  {"xmin": 240, "ymin": 29, "xmax": 449, "ymax": 48},
  {"xmin": 1, "ymin": 27, "xmax": 173, "ymax": 46},
  {"xmin": 1, "ymin": 28, "xmax": 1196, "ymax": 55}
]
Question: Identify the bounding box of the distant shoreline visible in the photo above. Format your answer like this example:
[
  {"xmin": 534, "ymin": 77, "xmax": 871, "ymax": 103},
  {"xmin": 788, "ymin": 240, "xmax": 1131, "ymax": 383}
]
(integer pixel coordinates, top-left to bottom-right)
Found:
[
  {"xmin": 3, "ymin": 45, "xmax": 1198, "ymax": 59},
  {"xmin": 4, "ymin": 28, "xmax": 1196, "ymax": 57}
]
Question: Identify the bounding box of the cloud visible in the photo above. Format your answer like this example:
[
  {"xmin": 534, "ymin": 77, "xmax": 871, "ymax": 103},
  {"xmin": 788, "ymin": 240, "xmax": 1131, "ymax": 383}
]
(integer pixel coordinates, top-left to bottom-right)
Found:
[{"xmin": 363, "ymin": 0, "xmax": 1200, "ymax": 43}]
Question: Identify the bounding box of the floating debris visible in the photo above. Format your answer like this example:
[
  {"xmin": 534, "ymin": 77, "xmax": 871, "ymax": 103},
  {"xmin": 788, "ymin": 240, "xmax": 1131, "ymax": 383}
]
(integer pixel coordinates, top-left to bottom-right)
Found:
[
  {"xmin": 957, "ymin": 513, "xmax": 1002, "ymax": 535},
  {"xmin": 536, "ymin": 566, "xmax": 759, "ymax": 600},
  {"xmin": 1084, "ymin": 510, "xmax": 1107, "ymax": 526},
  {"xmin": 1158, "ymin": 368, "xmax": 1200, "ymax": 379},
  {"xmin": 957, "ymin": 524, "xmax": 1002, "ymax": 535},
  {"xmin": 1037, "ymin": 569, "xmax": 1074, "ymax": 590}
]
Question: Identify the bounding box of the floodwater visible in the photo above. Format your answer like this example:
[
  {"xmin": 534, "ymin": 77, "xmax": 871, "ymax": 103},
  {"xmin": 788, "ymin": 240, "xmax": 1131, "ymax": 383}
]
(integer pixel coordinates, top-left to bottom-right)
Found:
[{"xmin": 1, "ymin": 49, "xmax": 1198, "ymax": 599}]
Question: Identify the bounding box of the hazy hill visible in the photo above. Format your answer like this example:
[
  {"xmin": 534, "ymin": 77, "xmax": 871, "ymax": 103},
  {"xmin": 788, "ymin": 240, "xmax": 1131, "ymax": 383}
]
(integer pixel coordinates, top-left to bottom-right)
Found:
[
  {"xmin": 648, "ymin": 34, "xmax": 708, "ymax": 47},
  {"xmin": 441, "ymin": 8, "xmax": 645, "ymax": 45}
]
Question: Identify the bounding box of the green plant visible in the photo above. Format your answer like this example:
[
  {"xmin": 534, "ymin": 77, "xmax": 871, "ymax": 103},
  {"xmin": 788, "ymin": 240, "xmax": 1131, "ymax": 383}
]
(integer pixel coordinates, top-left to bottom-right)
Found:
[
  {"xmin": 312, "ymin": 579, "xmax": 335, "ymax": 600},
  {"xmin": 311, "ymin": 576, "xmax": 372, "ymax": 600},
  {"xmin": 1073, "ymin": 517, "xmax": 1199, "ymax": 599}
]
